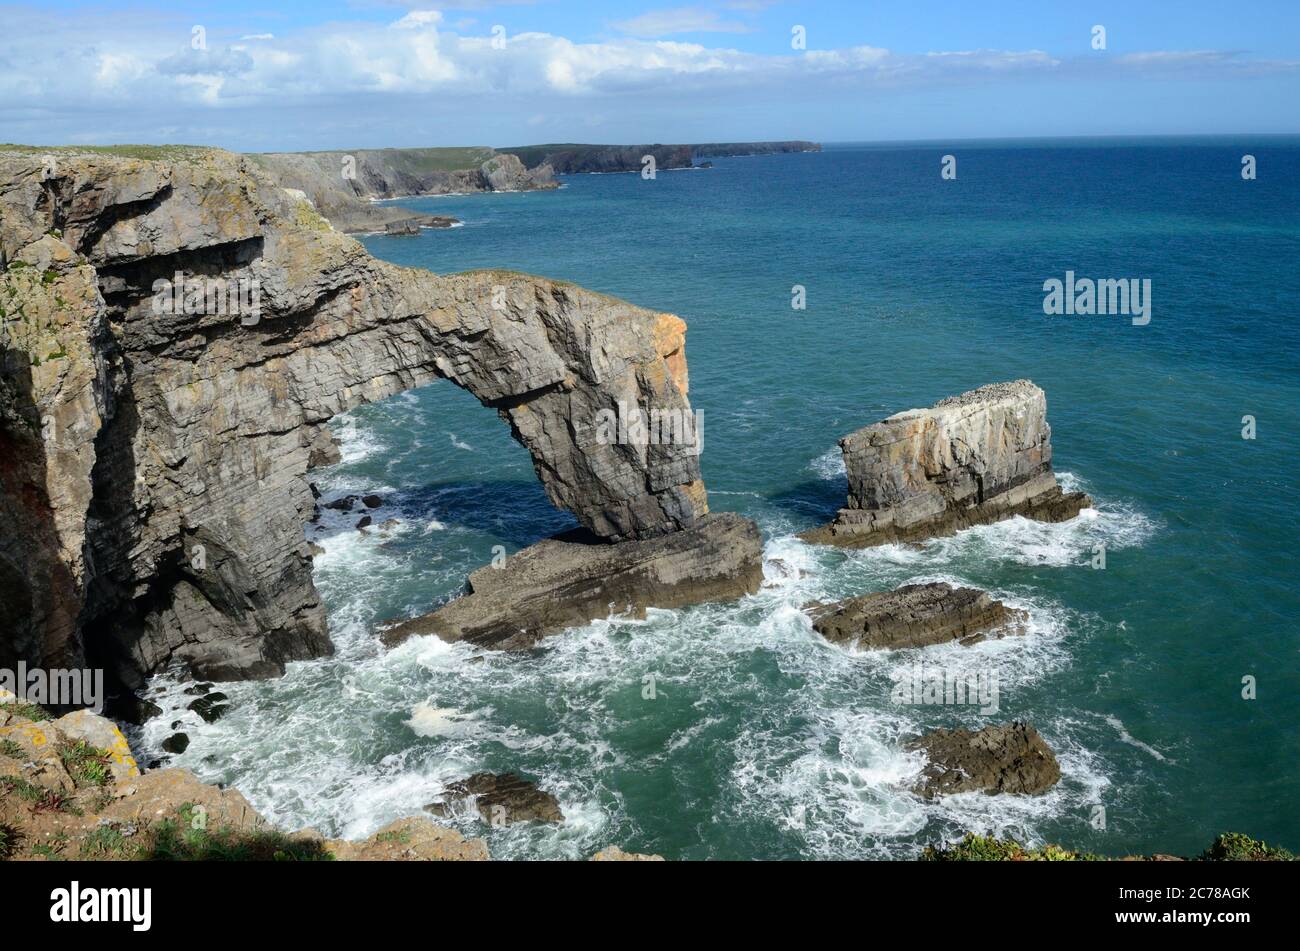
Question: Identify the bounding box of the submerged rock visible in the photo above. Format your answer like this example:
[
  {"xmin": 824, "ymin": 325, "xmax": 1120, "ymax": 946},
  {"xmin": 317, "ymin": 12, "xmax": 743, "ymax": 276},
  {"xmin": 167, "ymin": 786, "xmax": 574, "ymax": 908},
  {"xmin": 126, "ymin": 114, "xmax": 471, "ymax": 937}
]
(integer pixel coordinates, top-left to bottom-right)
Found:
[
  {"xmin": 801, "ymin": 381, "xmax": 1091, "ymax": 548},
  {"xmin": 187, "ymin": 693, "xmax": 229, "ymax": 723},
  {"xmin": 425, "ymin": 772, "xmax": 563, "ymax": 825},
  {"xmin": 806, "ymin": 582, "xmax": 1027, "ymax": 650},
  {"xmin": 906, "ymin": 721, "xmax": 1061, "ymax": 798},
  {"xmin": 380, "ymin": 512, "xmax": 764, "ymax": 650}
]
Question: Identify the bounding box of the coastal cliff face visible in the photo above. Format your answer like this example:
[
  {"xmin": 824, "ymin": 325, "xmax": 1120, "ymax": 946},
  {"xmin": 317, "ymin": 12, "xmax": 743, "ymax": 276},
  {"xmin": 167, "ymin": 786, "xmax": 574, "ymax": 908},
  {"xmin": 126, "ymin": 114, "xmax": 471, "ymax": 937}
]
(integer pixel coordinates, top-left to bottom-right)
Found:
[
  {"xmin": 499, "ymin": 141, "xmax": 821, "ymax": 175},
  {"xmin": 249, "ymin": 149, "xmax": 555, "ymax": 232},
  {"xmin": 0, "ymin": 148, "xmax": 706, "ymax": 688},
  {"xmin": 802, "ymin": 380, "xmax": 1091, "ymax": 547}
]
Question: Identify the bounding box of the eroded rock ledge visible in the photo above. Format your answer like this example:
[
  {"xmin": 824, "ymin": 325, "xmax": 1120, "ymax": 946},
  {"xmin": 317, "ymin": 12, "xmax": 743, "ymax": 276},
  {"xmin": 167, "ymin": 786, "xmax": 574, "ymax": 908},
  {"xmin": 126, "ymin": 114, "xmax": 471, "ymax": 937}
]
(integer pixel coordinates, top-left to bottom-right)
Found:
[
  {"xmin": 801, "ymin": 381, "xmax": 1091, "ymax": 548},
  {"xmin": 381, "ymin": 512, "xmax": 763, "ymax": 650},
  {"xmin": 806, "ymin": 582, "xmax": 1027, "ymax": 651},
  {"xmin": 0, "ymin": 147, "xmax": 714, "ymax": 687}
]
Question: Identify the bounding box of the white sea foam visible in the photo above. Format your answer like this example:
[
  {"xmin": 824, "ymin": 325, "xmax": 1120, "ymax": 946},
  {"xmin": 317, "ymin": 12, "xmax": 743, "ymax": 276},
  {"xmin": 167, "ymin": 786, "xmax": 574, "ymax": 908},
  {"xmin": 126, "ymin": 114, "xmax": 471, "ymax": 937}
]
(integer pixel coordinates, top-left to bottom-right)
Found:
[
  {"xmin": 405, "ymin": 702, "xmax": 477, "ymax": 738},
  {"xmin": 1101, "ymin": 714, "xmax": 1172, "ymax": 763},
  {"xmin": 808, "ymin": 446, "xmax": 847, "ymax": 480},
  {"xmin": 332, "ymin": 415, "xmax": 386, "ymax": 465},
  {"xmin": 133, "ymin": 395, "xmax": 1154, "ymax": 860}
]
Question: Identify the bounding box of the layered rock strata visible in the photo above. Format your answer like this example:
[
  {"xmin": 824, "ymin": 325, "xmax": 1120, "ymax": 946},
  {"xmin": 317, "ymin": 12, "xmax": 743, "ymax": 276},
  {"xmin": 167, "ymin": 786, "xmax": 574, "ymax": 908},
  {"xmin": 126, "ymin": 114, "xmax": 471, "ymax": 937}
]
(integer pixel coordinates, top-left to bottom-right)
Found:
[
  {"xmin": 0, "ymin": 147, "xmax": 714, "ymax": 687},
  {"xmin": 381, "ymin": 512, "xmax": 763, "ymax": 650},
  {"xmin": 906, "ymin": 721, "xmax": 1061, "ymax": 798},
  {"xmin": 249, "ymin": 149, "xmax": 555, "ymax": 232},
  {"xmin": 801, "ymin": 381, "xmax": 1091, "ymax": 548},
  {"xmin": 806, "ymin": 582, "xmax": 1027, "ymax": 650}
]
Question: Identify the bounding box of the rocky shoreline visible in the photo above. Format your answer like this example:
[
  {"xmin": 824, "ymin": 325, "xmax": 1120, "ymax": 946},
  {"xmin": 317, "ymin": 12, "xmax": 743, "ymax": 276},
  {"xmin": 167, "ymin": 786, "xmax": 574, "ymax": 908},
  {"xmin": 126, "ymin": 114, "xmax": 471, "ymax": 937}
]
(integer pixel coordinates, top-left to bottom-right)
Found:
[
  {"xmin": 498, "ymin": 141, "xmax": 821, "ymax": 175},
  {"xmin": 0, "ymin": 693, "xmax": 659, "ymax": 860},
  {"xmin": 249, "ymin": 148, "xmax": 556, "ymax": 233},
  {"xmin": 3, "ymin": 144, "xmax": 1276, "ymax": 864},
  {"xmin": 3, "ymin": 696, "xmax": 1286, "ymax": 863}
]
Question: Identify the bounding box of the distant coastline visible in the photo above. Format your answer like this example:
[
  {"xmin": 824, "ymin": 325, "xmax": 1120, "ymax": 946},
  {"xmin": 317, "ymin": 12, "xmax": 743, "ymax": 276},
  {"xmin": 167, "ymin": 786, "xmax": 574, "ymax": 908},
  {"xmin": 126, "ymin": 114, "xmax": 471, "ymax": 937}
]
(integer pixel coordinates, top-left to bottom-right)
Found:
[{"xmin": 250, "ymin": 141, "xmax": 821, "ymax": 233}]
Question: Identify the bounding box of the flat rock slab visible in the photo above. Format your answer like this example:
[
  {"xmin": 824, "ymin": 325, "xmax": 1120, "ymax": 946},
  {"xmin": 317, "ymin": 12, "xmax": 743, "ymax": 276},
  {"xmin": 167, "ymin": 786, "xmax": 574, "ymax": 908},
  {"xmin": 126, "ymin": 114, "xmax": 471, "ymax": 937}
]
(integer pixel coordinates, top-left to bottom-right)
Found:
[
  {"xmin": 425, "ymin": 772, "xmax": 563, "ymax": 825},
  {"xmin": 800, "ymin": 380, "xmax": 1091, "ymax": 548},
  {"xmin": 380, "ymin": 512, "xmax": 764, "ymax": 650},
  {"xmin": 806, "ymin": 582, "xmax": 1027, "ymax": 650},
  {"xmin": 906, "ymin": 722, "xmax": 1061, "ymax": 798}
]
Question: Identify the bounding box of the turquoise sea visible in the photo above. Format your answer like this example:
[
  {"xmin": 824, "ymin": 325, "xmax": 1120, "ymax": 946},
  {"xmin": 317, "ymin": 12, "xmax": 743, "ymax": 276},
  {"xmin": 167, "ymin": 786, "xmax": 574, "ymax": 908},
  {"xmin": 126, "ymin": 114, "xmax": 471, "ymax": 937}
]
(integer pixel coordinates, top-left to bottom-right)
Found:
[{"xmin": 137, "ymin": 138, "xmax": 1300, "ymax": 860}]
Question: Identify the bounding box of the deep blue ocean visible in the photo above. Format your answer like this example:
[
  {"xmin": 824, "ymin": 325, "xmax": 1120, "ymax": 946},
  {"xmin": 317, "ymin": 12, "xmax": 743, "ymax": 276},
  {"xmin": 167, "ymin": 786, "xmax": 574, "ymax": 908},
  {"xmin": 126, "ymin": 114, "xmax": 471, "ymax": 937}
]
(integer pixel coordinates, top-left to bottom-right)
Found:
[{"xmin": 139, "ymin": 138, "xmax": 1300, "ymax": 860}]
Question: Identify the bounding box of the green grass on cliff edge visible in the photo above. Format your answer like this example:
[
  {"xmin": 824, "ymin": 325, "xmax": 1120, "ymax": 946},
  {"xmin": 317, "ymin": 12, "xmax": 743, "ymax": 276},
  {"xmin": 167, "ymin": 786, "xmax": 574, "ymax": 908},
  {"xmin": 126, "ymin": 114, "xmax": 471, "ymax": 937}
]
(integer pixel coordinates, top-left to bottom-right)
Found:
[
  {"xmin": 251, "ymin": 146, "xmax": 496, "ymax": 174},
  {"xmin": 922, "ymin": 832, "xmax": 1296, "ymax": 861},
  {"xmin": 0, "ymin": 144, "xmax": 212, "ymax": 161}
]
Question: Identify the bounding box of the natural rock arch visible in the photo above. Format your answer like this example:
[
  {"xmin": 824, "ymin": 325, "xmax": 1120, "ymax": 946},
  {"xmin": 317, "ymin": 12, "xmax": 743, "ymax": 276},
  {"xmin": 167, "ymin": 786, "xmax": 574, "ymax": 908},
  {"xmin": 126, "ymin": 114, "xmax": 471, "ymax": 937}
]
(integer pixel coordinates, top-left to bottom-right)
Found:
[{"xmin": 0, "ymin": 149, "xmax": 707, "ymax": 685}]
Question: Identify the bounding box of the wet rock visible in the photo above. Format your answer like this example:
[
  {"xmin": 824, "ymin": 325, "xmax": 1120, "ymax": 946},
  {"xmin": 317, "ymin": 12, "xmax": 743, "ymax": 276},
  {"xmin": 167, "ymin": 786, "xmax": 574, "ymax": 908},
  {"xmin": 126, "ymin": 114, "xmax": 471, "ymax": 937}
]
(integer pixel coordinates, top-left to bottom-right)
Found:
[
  {"xmin": 362, "ymin": 494, "xmax": 384, "ymax": 508},
  {"xmin": 325, "ymin": 496, "xmax": 359, "ymax": 512},
  {"xmin": 906, "ymin": 722, "xmax": 1061, "ymax": 798},
  {"xmin": 356, "ymin": 516, "xmax": 373, "ymax": 530},
  {"xmin": 187, "ymin": 693, "xmax": 229, "ymax": 723},
  {"xmin": 379, "ymin": 519, "xmax": 400, "ymax": 532},
  {"xmin": 381, "ymin": 512, "xmax": 764, "ymax": 650},
  {"xmin": 806, "ymin": 582, "xmax": 1027, "ymax": 650},
  {"xmin": 802, "ymin": 381, "xmax": 1091, "ymax": 548},
  {"xmin": 304, "ymin": 426, "xmax": 342, "ymax": 468},
  {"xmin": 425, "ymin": 772, "xmax": 563, "ymax": 825},
  {"xmin": 183, "ymin": 683, "xmax": 213, "ymax": 696},
  {"xmin": 113, "ymin": 693, "xmax": 164, "ymax": 726},
  {"xmin": 161, "ymin": 733, "xmax": 190, "ymax": 755}
]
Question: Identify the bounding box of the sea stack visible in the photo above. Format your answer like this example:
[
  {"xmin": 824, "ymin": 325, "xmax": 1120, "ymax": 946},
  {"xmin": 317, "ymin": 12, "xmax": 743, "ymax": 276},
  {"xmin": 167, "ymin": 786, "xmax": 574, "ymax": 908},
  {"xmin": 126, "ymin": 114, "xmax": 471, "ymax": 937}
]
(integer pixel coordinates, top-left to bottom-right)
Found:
[{"xmin": 801, "ymin": 380, "xmax": 1091, "ymax": 548}]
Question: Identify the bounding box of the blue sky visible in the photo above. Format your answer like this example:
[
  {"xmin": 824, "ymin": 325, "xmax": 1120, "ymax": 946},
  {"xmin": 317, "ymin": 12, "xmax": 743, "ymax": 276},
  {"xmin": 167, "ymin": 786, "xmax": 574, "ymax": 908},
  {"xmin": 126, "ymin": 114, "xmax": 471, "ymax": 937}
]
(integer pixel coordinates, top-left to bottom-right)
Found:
[{"xmin": 3, "ymin": 1, "xmax": 1298, "ymax": 149}]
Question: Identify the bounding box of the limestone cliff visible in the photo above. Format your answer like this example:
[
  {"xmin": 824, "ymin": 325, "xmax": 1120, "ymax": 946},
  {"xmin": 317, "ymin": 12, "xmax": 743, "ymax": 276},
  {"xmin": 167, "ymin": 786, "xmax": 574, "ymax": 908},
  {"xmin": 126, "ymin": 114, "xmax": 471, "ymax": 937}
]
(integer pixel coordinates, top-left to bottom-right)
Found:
[
  {"xmin": 0, "ymin": 147, "xmax": 707, "ymax": 689},
  {"xmin": 249, "ymin": 148, "xmax": 556, "ymax": 232}
]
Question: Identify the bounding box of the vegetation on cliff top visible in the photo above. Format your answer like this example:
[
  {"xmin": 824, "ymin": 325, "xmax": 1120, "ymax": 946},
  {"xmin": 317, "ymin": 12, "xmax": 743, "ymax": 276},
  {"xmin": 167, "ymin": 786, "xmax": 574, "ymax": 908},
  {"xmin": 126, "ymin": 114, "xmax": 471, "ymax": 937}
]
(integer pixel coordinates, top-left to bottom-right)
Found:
[
  {"xmin": 922, "ymin": 832, "xmax": 1296, "ymax": 862},
  {"xmin": 0, "ymin": 144, "xmax": 211, "ymax": 161},
  {"xmin": 250, "ymin": 146, "xmax": 495, "ymax": 174}
]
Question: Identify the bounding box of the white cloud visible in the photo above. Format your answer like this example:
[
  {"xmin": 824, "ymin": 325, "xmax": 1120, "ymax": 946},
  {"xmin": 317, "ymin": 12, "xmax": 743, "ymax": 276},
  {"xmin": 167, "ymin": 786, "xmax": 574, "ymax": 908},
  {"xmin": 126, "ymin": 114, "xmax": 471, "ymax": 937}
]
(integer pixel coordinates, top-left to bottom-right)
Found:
[
  {"xmin": 613, "ymin": 6, "xmax": 753, "ymax": 37},
  {"xmin": 0, "ymin": 4, "xmax": 1294, "ymax": 147}
]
